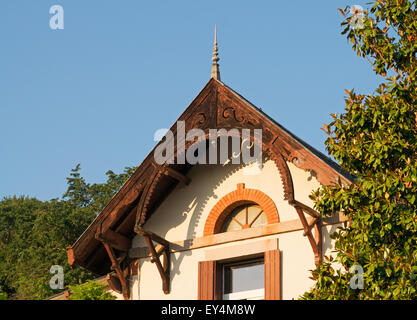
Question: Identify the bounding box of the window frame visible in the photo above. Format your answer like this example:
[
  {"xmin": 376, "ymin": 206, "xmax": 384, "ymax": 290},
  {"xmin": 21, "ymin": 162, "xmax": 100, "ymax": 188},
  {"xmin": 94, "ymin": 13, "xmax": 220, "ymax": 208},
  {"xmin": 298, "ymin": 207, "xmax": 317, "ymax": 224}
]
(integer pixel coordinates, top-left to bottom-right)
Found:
[
  {"xmin": 223, "ymin": 288, "xmax": 264, "ymax": 300},
  {"xmin": 203, "ymin": 183, "xmax": 279, "ymax": 236},
  {"xmin": 198, "ymin": 240, "xmax": 281, "ymax": 300},
  {"xmin": 222, "ymin": 257, "xmax": 265, "ymax": 300}
]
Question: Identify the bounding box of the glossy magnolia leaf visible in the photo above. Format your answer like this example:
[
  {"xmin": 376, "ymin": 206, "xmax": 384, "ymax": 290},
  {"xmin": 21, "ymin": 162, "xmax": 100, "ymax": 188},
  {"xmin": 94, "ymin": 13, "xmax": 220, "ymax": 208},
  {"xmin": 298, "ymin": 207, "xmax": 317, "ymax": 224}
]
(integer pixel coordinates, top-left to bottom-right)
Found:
[{"xmin": 302, "ymin": 0, "xmax": 417, "ymax": 301}]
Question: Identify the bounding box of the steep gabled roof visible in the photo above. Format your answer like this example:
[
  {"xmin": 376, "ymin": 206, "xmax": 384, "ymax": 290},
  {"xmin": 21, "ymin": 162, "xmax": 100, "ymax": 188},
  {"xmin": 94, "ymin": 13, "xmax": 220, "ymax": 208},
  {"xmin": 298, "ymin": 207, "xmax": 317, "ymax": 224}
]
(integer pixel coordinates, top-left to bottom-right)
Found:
[{"xmin": 67, "ymin": 78, "xmax": 352, "ymax": 275}]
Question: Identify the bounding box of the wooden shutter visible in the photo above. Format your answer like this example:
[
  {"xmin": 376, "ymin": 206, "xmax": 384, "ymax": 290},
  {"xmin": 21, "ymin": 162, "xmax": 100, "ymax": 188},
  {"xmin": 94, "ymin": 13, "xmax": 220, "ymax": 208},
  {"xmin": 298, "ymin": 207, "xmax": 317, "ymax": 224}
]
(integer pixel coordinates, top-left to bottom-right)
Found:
[
  {"xmin": 264, "ymin": 247, "xmax": 281, "ymax": 300},
  {"xmin": 198, "ymin": 261, "xmax": 222, "ymax": 300}
]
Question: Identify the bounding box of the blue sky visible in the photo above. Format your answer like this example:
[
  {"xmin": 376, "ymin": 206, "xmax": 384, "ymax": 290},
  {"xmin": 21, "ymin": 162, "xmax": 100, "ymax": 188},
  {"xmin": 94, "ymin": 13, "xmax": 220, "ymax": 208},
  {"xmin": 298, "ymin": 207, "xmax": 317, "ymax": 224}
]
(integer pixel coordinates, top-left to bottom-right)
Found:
[{"xmin": 0, "ymin": 0, "xmax": 379, "ymax": 201}]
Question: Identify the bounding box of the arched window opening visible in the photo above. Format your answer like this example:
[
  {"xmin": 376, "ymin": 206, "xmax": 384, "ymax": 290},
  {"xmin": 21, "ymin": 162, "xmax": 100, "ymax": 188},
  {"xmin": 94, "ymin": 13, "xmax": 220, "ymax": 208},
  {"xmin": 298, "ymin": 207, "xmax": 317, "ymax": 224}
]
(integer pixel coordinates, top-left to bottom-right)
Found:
[
  {"xmin": 222, "ymin": 204, "xmax": 267, "ymax": 232},
  {"xmin": 203, "ymin": 183, "xmax": 279, "ymax": 236}
]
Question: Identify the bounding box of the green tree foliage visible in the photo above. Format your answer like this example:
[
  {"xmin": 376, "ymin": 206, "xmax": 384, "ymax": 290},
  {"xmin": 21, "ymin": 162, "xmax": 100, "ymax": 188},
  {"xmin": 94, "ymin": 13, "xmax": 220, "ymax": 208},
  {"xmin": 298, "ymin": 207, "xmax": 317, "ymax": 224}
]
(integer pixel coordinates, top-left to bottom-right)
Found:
[
  {"xmin": 68, "ymin": 280, "xmax": 116, "ymax": 300},
  {"xmin": 0, "ymin": 288, "xmax": 7, "ymax": 300},
  {"xmin": 0, "ymin": 164, "xmax": 136, "ymax": 300},
  {"xmin": 302, "ymin": 0, "xmax": 417, "ymax": 299}
]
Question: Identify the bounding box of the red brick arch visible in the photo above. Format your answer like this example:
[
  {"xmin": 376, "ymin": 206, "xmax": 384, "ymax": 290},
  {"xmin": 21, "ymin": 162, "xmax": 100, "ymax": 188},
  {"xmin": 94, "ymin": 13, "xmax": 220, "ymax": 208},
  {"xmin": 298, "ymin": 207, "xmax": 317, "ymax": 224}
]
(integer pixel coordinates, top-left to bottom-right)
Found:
[{"xmin": 203, "ymin": 183, "xmax": 280, "ymax": 236}]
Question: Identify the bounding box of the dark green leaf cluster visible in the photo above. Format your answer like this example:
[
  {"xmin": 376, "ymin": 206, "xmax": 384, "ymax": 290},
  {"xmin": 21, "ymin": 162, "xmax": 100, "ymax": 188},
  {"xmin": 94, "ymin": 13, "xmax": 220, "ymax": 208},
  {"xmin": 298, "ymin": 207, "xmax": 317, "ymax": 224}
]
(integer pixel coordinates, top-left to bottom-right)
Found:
[{"xmin": 0, "ymin": 164, "xmax": 136, "ymax": 300}]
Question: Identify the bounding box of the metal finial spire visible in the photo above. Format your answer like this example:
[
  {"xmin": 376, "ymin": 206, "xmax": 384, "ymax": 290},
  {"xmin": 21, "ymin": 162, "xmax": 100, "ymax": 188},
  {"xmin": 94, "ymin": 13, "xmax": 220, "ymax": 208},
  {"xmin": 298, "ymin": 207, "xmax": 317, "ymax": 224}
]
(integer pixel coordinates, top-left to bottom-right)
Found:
[{"xmin": 211, "ymin": 25, "xmax": 221, "ymax": 81}]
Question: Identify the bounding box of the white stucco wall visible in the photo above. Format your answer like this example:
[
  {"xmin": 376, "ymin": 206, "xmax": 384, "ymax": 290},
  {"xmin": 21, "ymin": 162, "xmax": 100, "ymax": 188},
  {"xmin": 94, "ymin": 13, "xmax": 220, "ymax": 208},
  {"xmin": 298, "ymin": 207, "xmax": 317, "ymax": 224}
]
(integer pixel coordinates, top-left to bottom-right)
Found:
[{"xmin": 127, "ymin": 160, "xmax": 340, "ymax": 300}]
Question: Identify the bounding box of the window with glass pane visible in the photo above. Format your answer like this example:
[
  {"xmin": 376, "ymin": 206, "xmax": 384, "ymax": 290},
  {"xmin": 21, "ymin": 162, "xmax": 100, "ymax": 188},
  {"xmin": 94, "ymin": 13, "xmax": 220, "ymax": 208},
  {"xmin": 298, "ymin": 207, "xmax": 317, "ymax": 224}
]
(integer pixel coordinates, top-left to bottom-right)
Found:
[
  {"xmin": 223, "ymin": 259, "xmax": 264, "ymax": 300},
  {"xmin": 222, "ymin": 204, "xmax": 267, "ymax": 232}
]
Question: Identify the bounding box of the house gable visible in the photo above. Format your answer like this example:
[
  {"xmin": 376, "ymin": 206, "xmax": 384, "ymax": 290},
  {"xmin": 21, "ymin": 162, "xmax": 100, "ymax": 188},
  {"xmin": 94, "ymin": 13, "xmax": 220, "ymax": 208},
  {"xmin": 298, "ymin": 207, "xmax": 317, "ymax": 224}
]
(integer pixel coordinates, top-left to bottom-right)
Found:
[{"xmin": 67, "ymin": 78, "xmax": 351, "ymax": 296}]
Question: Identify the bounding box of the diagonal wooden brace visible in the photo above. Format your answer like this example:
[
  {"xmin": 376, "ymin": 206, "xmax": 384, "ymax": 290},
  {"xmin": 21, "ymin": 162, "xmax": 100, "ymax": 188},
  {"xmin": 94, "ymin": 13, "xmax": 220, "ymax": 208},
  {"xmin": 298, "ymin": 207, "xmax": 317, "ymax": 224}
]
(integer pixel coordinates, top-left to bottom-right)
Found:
[
  {"xmin": 95, "ymin": 224, "xmax": 131, "ymax": 299},
  {"xmin": 151, "ymin": 246, "xmax": 166, "ymax": 263},
  {"xmin": 102, "ymin": 242, "xmax": 130, "ymax": 299},
  {"xmin": 289, "ymin": 200, "xmax": 323, "ymax": 266},
  {"xmin": 303, "ymin": 218, "xmax": 319, "ymax": 237},
  {"xmin": 135, "ymin": 227, "xmax": 170, "ymax": 294},
  {"xmin": 288, "ymin": 199, "xmax": 320, "ymax": 218}
]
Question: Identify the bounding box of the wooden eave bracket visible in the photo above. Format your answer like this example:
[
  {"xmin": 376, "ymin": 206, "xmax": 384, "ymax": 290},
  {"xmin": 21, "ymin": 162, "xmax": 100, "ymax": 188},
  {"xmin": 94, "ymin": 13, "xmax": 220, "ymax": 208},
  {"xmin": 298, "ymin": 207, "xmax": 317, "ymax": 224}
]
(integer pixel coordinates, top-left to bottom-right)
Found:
[
  {"xmin": 163, "ymin": 166, "xmax": 191, "ymax": 185},
  {"xmin": 135, "ymin": 226, "xmax": 171, "ymax": 294},
  {"xmin": 288, "ymin": 199, "xmax": 323, "ymax": 266},
  {"xmin": 95, "ymin": 225, "xmax": 131, "ymax": 300},
  {"xmin": 151, "ymin": 158, "xmax": 191, "ymax": 186},
  {"xmin": 95, "ymin": 228, "xmax": 131, "ymax": 252}
]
